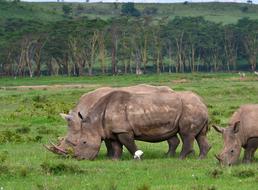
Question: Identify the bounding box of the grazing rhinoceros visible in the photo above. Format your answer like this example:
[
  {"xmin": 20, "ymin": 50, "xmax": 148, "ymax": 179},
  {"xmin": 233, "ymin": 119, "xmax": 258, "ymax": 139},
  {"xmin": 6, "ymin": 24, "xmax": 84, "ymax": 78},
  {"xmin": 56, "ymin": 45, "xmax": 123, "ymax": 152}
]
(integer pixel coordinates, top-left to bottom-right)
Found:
[
  {"xmin": 45, "ymin": 85, "xmax": 210, "ymax": 160},
  {"xmin": 45, "ymin": 84, "xmax": 178, "ymax": 157},
  {"xmin": 213, "ymin": 104, "xmax": 258, "ymax": 165}
]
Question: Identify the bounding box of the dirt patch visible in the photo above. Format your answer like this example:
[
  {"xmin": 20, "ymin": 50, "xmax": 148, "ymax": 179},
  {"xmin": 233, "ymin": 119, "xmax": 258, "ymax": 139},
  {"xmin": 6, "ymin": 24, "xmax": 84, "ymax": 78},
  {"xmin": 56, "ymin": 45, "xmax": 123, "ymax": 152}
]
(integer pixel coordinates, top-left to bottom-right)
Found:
[
  {"xmin": 171, "ymin": 79, "xmax": 189, "ymax": 84},
  {"xmin": 1, "ymin": 84, "xmax": 101, "ymax": 91}
]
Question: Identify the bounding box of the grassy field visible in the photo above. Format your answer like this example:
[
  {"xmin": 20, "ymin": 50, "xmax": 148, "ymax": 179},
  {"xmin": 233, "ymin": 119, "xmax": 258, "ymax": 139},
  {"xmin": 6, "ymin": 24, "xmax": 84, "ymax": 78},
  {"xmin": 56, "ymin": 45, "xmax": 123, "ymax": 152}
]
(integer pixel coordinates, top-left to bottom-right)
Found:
[
  {"xmin": 1, "ymin": 2, "xmax": 258, "ymax": 24},
  {"xmin": 0, "ymin": 73, "xmax": 258, "ymax": 189}
]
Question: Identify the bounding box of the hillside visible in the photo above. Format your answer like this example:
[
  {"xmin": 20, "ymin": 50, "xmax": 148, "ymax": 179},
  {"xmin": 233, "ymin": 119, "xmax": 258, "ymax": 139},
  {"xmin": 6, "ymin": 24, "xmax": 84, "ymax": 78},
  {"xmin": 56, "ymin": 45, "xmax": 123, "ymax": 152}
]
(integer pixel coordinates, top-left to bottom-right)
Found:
[{"xmin": 1, "ymin": 1, "xmax": 258, "ymax": 23}]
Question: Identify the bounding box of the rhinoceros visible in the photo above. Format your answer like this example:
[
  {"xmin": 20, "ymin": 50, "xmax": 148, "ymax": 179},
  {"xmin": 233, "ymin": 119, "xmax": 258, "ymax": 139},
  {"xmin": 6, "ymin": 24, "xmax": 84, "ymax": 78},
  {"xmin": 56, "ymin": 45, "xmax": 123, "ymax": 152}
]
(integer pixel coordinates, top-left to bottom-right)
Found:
[
  {"xmin": 45, "ymin": 84, "xmax": 178, "ymax": 157},
  {"xmin": 213, "ymin": 104, "xmax": 258, "ymax": 165},
  {"xmin": 45, "ymin": 85, "xmax": 210, "ymax": 160}
]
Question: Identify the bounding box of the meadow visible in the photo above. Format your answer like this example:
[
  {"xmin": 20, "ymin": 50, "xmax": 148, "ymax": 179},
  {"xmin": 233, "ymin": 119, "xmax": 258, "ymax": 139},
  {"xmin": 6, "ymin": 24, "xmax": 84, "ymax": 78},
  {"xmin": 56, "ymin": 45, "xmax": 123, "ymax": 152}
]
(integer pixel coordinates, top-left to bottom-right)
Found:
[{"xmin": 0, "ymin": 73, "xmax": 258, "ymax": 190}]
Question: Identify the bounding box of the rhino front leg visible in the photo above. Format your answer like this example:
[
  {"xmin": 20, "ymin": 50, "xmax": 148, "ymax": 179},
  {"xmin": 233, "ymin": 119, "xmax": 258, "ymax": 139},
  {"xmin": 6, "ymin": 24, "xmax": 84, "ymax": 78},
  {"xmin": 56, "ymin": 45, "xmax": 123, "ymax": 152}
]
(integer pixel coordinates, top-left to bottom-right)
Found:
[
  {"xmin": 166, "ymin": 135, "xmax": 180, "ymax": 157},
  {"xmin": 116, "ymin": 133, "xmax": 142, "ymax": 159},
  {"xmin": 243, "ymin": 137, "xmax": 258, "ymax": 163},
  {"xmin": 110, "ymin": 140, "xmax": 123, "ymax": 159},
  {"xmin": 105, "ymin": 140, "xmax": 114, "ymax": 158},
  {"xmin": 179, "ymin": 133, "xmax": 195, "ymax": 159},
  {"xmin": 105, "ymin": 139, "xmax": 123, "ymax": 159}
]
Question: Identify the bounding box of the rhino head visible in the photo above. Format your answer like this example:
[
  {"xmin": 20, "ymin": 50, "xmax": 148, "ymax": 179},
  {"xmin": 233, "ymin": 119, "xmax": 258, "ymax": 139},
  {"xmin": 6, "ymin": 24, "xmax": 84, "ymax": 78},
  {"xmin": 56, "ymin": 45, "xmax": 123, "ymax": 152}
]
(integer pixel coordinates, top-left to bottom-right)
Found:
[
  {"xmin": 212, "ymin": 121, "xmax": 241, "ymax": 166},
  {"xmin": 73, "ymin": 112, "xmax": 103, "ymax": 160},
  {"xmin": 44, "ymin": 112, "xmax": 81, "ymax": 156}
]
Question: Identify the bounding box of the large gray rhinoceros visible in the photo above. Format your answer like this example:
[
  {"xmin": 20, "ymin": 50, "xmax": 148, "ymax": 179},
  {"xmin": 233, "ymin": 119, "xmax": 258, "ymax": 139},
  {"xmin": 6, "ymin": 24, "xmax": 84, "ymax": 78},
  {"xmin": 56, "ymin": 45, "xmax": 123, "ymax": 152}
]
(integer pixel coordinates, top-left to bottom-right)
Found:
[
  {"xmin": 45, "ymin": 85, "xmax": 180, "ymax": 157},
  {"xmin": 45, "ymin": 84, "xmax": 210, "ymax": 160},
  {"xmin": 213, "ymin": 104, "xmax": 258, "ymax": 165}
]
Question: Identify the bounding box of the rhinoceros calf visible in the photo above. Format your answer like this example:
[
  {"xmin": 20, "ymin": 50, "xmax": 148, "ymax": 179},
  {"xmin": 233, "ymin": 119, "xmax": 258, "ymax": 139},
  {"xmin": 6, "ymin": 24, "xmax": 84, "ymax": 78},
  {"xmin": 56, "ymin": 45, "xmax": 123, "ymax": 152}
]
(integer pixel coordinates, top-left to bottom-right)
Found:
[
  {"xmin": 45, "ymin": 84, "xmax": 210, "ymax": 160},
  {"xmin": 213, "ymin": 104, "xmax": 258, "ymax": 165}
]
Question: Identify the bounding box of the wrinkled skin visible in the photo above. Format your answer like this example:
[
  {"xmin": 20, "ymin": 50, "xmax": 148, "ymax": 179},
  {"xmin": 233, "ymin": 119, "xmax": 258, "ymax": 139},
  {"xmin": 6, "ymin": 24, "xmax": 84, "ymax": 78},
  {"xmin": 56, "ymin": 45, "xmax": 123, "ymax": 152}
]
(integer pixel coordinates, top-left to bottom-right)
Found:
[
  {"xmin": 45, "ymin": 85, "xmax": 210, "ymax": 160},
  {"xmin": 213, "ymin": 104, "xmax": 258, "ymax": 165}
]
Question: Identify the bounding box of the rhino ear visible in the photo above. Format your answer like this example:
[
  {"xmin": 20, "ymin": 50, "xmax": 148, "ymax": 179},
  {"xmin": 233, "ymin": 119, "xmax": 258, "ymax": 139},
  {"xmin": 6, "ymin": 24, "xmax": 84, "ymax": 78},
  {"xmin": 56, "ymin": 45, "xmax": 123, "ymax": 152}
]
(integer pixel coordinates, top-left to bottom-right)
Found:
[
  {"xmin": 78, "ymin": 112, "xmax": 84, "ymax": 120},
  {"xmin": 212, "ymin": 125, "xmax": 224, "ymax": 133},
  {"xmin": 60, "ymin": 113, "xmax": 73, "ymax": 122},
  {"xmin": 78, "ymin": 112, "xmax": 91, "ymax": 124},
  {"xmin": 233, "ymin": 121, "xmax": 240, "ymax": 134}
]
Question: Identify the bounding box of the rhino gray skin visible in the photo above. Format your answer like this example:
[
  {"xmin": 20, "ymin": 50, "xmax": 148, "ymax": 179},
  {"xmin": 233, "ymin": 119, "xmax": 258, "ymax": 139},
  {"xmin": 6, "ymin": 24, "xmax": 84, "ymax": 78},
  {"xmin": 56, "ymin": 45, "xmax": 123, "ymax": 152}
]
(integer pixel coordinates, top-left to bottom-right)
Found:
[
  {"xmin": 213, "ymin": 104, "xmax": 258, "ymax": 165},
  {"xmin": 45, "ymin": 84, "xmax": 210, "ymax": 160},
  {"xmin": 46, "ymin": 85, "xmax": 178, "ymax": 157}
]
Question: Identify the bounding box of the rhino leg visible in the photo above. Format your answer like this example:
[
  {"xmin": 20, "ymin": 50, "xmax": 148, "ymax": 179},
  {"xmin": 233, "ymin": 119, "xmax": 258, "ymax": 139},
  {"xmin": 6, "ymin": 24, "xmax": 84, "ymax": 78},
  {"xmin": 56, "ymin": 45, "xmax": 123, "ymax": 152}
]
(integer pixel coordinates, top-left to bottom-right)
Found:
[
  {"xmin": 116, "ymin": 133, "xmax": 140, "ymax": 159},
  {"xmin": 166, "ymin": 135, "xmax": 180, "ymax": 157},
  {"xmin": 179, "ymin": 133, "xmax": 195, "ymax": 159},
  {"xmin": 104, "ymin": 140, "xmax": 114, "ymax": 158},
  {"xmin": 110, "ymin": 140, "xmax": 123, "ymax": 159},
  {"xmin": 196, "ymin": 125, "xmax": 211, "ymax": 159},
  {"xmin": 243, "ymin": 137, "xmax": 258, "ymax": 163}
]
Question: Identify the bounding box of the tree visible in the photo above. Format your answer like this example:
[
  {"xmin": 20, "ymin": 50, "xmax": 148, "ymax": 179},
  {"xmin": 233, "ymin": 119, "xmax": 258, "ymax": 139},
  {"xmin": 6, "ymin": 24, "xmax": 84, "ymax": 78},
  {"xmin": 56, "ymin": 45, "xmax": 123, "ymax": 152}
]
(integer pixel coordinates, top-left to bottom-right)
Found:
[
  {"xmin": 62, "ymin": 4, "xmax": 72, "ymax": 16},
  {"xmin": 121, "ymin": 3, "xmax": 140, "ymax": 17},
  {"xmin": 237, "ymin": 18, "xmax": 258, "ymax": 71}
]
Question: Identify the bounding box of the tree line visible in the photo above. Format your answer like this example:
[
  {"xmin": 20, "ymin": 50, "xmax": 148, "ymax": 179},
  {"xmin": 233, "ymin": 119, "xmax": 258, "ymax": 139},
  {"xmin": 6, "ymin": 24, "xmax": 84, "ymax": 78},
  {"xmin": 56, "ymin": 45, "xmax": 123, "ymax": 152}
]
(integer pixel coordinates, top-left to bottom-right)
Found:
[{"xmin": 1, "ymin": 14, "xmax": 258, "ymax": 77}]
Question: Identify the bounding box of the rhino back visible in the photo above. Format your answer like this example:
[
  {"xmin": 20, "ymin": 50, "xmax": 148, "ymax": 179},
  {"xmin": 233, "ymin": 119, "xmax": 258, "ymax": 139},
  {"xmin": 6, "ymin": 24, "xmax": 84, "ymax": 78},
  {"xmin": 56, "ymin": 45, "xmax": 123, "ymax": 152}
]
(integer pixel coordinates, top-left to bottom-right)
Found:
[
  {"xmin": 68, "ymin": 85, "xmax": 173, "ymax": 131},
  {"xmin": 104, "ymin": 91, "xmax": 182, "ymax": 142}
]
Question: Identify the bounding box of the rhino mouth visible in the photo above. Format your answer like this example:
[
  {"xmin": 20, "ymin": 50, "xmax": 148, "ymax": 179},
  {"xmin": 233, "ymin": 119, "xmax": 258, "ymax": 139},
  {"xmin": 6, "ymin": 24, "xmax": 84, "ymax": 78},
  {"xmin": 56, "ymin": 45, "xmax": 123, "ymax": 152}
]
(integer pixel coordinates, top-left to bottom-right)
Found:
[
  {"xmin": 74, "ymin": 152, "xmax": 98, "ymax": 161},
  {"xmin": 44, "ymin": 139, "xmax": 68, "ymax": 156}
]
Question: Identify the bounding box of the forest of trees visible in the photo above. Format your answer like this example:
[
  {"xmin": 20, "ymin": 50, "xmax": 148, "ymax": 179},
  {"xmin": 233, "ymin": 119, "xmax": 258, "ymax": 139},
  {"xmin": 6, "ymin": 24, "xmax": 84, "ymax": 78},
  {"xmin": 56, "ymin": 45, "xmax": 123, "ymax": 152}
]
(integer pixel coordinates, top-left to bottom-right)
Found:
[{"xmin": 1, "ymin": 2, "xmax": 258, "ymax": 77}]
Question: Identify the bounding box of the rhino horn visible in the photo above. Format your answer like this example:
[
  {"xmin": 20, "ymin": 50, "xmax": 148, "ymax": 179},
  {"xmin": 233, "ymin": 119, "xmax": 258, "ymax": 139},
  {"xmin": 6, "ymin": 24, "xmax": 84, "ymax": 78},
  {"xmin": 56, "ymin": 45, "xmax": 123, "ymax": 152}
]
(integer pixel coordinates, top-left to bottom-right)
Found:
[
  {"xmin": 44, "ymin": 139, "xmax": 67, "ymax": 156},
  {"xmin": 60, "ymin": 113, "xmax": 73, "ymax": 121},
  {"xmin": 212, "ymin": 125, "xmax": 224, "ymax": 133},
  {"xmin": 49, "ymin": 140, "xmax": 67, "ymax": 154}
]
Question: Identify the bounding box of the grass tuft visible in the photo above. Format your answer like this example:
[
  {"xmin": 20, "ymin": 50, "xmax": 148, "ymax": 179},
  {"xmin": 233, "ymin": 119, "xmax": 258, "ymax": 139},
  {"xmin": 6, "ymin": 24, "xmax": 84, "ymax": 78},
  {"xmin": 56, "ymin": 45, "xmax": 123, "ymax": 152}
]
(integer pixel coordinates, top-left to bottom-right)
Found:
[
  {"xmin": 233, "ymin": 169, "xmax": 256, "ymax": 178},
  {"xmin": 40, "ymin": 161, "xmax": 85, "ymax": 175}
]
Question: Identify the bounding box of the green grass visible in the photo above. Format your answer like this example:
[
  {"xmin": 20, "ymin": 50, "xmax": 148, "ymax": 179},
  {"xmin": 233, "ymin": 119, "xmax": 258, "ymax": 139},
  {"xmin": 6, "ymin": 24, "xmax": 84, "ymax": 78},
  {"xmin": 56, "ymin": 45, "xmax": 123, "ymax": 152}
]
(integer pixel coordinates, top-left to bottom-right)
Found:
[
  {"xmin": 0, "ymin": 73, "xmax": 258, "ymax": 189},
  {"xmin": 1, "ymin": 2, "xmax": 258, "ymax": 24}
]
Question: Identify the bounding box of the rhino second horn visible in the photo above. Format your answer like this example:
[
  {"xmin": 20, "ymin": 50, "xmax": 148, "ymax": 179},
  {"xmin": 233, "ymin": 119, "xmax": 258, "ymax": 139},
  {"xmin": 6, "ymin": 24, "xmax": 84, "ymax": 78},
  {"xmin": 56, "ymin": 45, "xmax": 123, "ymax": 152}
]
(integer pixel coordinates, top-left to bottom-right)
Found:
[{"xmin": 60, "ymin": 113, "xmax": 73, "ymax": 121}]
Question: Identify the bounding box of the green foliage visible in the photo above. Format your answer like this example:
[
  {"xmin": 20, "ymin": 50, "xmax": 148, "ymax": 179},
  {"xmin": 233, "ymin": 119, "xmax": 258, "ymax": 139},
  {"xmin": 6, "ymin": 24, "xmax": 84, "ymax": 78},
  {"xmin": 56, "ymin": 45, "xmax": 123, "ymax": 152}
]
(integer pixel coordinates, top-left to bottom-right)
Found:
[
  {"xmin": 2, "ymin": 2, "xmax": 258, "ymax": 76},
  {"xmin": 240, "ymin": 6, "xmax": 249, "ymax": 13},
  {"xmin": 62, "ymin": 4, "xmax": 72, "ymax": 16},
  {"xmin": 121, "ymin": 3, "xmax": 141, "ymax": 17},
  {"xmin": 40, "ymin": 161, "xmax": 84, "ymax": 175},
  {"xmin": 233, "ymin": 169, "xmax": 256, "ymax": 178}
]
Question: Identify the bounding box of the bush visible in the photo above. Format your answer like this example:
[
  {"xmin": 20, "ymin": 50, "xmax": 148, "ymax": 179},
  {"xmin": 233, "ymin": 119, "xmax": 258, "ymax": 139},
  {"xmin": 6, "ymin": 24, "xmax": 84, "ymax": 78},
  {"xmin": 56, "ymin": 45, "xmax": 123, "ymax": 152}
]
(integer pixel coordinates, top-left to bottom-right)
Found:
[
  {"xmin": 121, "ymin": 3, "xmax": 140, "ymax": 17},
  {"xmin": 240, "ymin": 6, "xmax": 248, "ymax": 13}
]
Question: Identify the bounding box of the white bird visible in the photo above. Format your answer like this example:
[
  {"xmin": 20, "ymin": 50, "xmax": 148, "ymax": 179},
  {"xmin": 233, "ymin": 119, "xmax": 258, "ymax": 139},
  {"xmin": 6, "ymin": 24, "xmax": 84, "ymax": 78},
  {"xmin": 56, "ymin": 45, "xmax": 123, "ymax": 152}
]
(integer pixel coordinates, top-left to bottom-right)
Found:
[
  {"xmin": 238, "ymin": 72, "xmax": 246, "ymax": 79},
  {"xmin": 254, "ymin": 71, "xmax": 258, "ymax": 76}
]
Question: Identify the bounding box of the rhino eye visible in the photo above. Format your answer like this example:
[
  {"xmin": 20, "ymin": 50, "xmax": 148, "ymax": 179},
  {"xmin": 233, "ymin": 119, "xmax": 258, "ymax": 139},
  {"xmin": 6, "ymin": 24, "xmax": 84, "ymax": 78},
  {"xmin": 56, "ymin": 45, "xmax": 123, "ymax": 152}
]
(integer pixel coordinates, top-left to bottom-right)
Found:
[
  {"xmin": 230, "ymin": 150, "xmax": 234, "ymax": 153},
  {"xmin": 83, "ymin": 141, "xmax": 87, "ymax": 144}
]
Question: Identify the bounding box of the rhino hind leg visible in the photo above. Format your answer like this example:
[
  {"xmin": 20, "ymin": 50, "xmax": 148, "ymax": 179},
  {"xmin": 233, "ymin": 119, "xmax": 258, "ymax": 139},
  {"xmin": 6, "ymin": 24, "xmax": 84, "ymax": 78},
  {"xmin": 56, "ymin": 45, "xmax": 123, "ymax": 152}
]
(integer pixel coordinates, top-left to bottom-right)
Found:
[
  {"xmin": 196, "ymin": 125, "xmax": 211, "ymax": 159},
  {"xmin": 166, "ymin": 135, "xmax": 180, "ymax": 157},
  {"xmin": 243, "ymin": 137, "xmax": 258, "ymax": 163},
  {"xmin": 179, "ymin": 133, "xmax": 195, "ymax": 159},
  {"xmin": 116, "ymin": 133, "xmax": 140, "ymax": 159}
]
